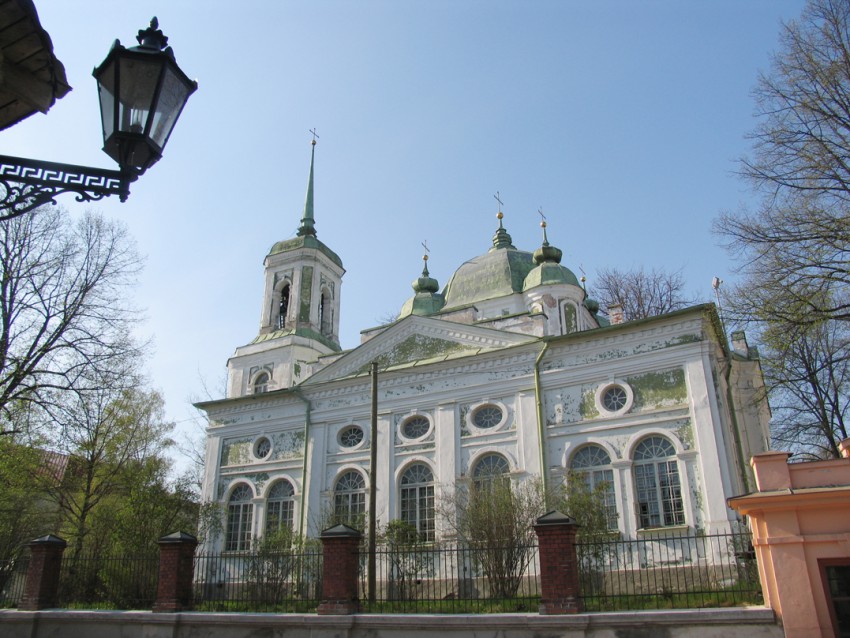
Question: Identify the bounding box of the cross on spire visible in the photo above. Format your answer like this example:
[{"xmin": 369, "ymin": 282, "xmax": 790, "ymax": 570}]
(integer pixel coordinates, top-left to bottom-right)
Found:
[
  {"xmin": 309, "ymin": 128, "xmax": 320, "ymax": 145},
  {"xmin": 494, "ymin": 191, "xmax": 503, "ymax": 212}
]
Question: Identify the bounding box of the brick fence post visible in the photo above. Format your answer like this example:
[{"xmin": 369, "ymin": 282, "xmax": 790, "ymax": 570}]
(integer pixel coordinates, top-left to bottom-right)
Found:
[
  {"xmin": 19, "ymin": 535, "xmax": 67, "ymax": 611},
  {"xmin": 153, "ymin": 531, "xmax": 198, "ymax": 612},
  {"xmin": 318, "ymin": 524, "xmax": 362, "ymax": 615},
  {"xmin": 534, "ymin": 510, "xmax": 583, "ymax": 615}
]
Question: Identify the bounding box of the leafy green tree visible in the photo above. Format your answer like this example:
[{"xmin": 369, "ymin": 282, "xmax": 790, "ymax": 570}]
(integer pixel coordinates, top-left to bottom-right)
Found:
[
  {"xmin": 0, "ymin": 437, "xmax": 63, "ymax": 604},
  {"xmin": 44, "ymin": 383, "xmax": 177, "ymax": 561}
]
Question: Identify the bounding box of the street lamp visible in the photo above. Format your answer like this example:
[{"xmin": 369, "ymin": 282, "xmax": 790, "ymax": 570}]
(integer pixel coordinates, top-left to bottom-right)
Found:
[{"xmin": 0, "ymin": 17, "xmax": 197, "ymax": 219}]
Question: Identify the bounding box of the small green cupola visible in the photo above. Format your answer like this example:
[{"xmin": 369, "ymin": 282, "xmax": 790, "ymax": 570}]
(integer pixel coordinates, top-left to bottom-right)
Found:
[
  {"xmin": 523, "ymin": 219, "xmax": 580, "ymax": 290},
  {"xmin": 399, "ymin": 253, "xmax": 445, "ymax": 318},
  {"xmin": 490, "ymin": 211, "xmax": 516, "ymax": 251}
]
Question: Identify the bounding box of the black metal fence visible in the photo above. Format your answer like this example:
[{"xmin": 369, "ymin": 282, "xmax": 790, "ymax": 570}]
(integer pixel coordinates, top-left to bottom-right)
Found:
[
  {"xmin": 193, "ymin": 549, "xmax": 323, "ymax": 612},
  {"xmin": 0, "ymin": 530, "xmax": 761, "ymax": 613},
  {"xmin": 57, "ymin": 553, "xmax": 159, "ymax": 610},
  {"xmin": 359, "ymin": 542, "xmax": 541, "ymax": 613},
  {"xmin": 0, "ymin": 554, "xmax": 29, "ymax": 608},
  {"xmin": 577, "ymin": 530, "xmax": 761, "ymax": 610}
]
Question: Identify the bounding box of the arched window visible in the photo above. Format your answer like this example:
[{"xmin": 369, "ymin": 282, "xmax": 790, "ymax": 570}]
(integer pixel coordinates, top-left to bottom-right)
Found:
[
  {"xmin": 400, "ymin": 463, "xmax": 435, "ymax": 542},
  {"xmin": 265, "ymin": 480, "xmax": 295, "ymax": 535},
  {"xmin": 253, "ymin": 372, "xmax": 270, "ymax": 394},
  {"xmin": 319, "ymin": 289, "xmax": 332, "ymax": 336},
  {"xmin": 278, "ymin": 284, "xmax": 290, "ymax": 329},
  {"xmin": 632, "ymin": 436, "xmax": 685, "ymax": 529},
  {"xmin": 472, "ymin": 453, "xmax": 510, "ymax": 491},
  {"xmin": 225, "ymin": 484, "xmax": 254, "ymax": 551},
  {"xmin": 334, "ymin": 470, "xmax": 366, "ymax": 526},
  {"xmin": 570, "ymin": 445, "xmax": 618, "ymax": 530}
]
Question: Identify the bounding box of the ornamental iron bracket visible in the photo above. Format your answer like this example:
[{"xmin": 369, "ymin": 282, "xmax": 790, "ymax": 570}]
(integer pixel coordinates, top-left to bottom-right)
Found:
[{"xmin": 0, "ymin": 155, "xmax": 137, "ymax": 219}]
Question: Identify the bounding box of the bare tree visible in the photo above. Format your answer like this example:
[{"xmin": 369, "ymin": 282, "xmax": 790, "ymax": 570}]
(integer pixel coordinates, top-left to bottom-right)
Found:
[
  {"xmin": 717, "ymin": 0, "xmax": 850, "ymax": 325},
  {"xmin": 589, "ymin": 266, "xmax": 697, "ymax": 321},
  {"xmin": 440, "ymin": 479, "xmax": 544, "ymax": 599},
  {"xmin": 759, "ymin": 317, "xmax": 850, "ymax": 459},
  {"xmin": 0, "ymin": 207, "xmax": 142, "ymax": 436}
]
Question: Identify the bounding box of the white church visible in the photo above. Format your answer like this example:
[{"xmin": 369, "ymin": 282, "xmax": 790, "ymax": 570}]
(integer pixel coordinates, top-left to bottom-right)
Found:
[{"xmin": 197, "ymin": 142, "xmax": 770, "ymax": 551}]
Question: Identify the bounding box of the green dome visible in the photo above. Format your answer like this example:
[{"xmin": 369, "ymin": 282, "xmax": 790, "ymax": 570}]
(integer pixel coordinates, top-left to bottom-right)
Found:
[
  {"xmin": 442, "ymin": 248, "xmax": 536, "ymax": 309},
  {"xmin": 399, "ymin": 259, "xmax": 444, "ymax": 318},
  {"xmin": 522, "ymin": 223, "xmax": 579, "ymax": 291},
  {"xmin": 522, "ymin": 261, "xmax": 580, "ymax": 291}
]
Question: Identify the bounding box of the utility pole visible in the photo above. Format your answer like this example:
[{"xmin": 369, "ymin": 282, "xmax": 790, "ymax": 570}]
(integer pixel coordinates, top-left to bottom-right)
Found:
[{"xmin": 367, "ymin": 361, "xmax": 378, "ymax": 602}]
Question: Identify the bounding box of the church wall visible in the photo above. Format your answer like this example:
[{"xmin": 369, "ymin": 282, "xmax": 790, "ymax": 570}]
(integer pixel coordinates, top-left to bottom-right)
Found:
[{"xmin": 200, "ymin": 309, "xmax": 763, "ymax": 551}]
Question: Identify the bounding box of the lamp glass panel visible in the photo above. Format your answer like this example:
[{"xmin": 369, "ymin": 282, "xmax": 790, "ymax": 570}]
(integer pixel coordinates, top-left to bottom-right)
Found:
[
  {"xmin": 117, "ymin": 57, "xmax": 163, "ymax": 134},
  {"xmin": 95, "ymin": 60, "xmax": 116, "ymax": 141},
  {"xmin": 150, "ymin": 66, "xmax": 191, "ymax": 148}
]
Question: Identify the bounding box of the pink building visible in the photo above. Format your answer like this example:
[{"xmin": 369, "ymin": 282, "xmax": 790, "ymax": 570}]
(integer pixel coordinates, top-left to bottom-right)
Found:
[{"xmin": 729, "ymin": 440, "xmax": 850, "ymax": 638}]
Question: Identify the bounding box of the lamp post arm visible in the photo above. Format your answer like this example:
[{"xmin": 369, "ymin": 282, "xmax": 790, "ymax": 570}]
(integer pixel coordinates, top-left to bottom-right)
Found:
[{"xmin": 0, "ymin": 154, "xmax": 137, "ymax": 220}]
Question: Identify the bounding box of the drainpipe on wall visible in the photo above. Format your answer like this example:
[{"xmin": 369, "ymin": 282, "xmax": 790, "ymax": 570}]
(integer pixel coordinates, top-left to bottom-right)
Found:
[
  {"xmin": 293, "ymin": 389, "xmax": 312, "ymax": 538},
  {"xmin": 534, "ymin": 341, "xmax": 550, "ymax": 497},
  {"xmin": 720, "ymin": 349, "xmax": 751, "ymax": 493}
]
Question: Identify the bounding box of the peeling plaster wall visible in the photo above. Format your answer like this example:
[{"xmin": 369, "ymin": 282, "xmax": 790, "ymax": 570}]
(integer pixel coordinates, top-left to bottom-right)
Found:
[{"xmin": 199, "ymin": 310, "xmax": 767, "ymax": 549}]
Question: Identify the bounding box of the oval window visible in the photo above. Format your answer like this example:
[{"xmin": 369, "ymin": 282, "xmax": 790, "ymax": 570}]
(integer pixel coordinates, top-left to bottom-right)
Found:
[
  {"xmin": 472, "ymin": 404, "xmax": 503, "ymax": 429},
  {"xmin": 402, "ymin": 415, "xmax": 430, "ymax": 439},
  {"xmin": 255, "ymin": 436, "xmax": 272, "ymax": 459}
]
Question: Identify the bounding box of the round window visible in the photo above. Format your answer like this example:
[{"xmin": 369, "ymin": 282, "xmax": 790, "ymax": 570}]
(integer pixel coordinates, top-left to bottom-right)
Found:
[
  {"xmin": 472, "ymin": 404, "xmax": 503, "ymax": 429},
  {"xmin": 255, "ymin": 436, "xmax": 272, "ymax": 459},
  {"xmin": 602, "ymin": 386, "xmax": 628, "ymax": 412},
  {"xmin": 339, "ymin": 425, "xmax": 364, "ymax": 448},
  {"xmin": 401, "ymin": 415, "xmax": 430, "ymax": 439},
  {"xmin": 595, "ymin": 381, "xmax": 634, "ymax": 416}
]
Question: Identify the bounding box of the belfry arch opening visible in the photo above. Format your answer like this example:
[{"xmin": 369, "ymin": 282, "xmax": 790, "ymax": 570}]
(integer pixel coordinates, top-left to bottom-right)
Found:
[
  {"xmin": 319, "ymin": 288, "xmax": 332, "ymax": 336},
  {"xmin": 278, "ymin": 283, "xmax": 291, "ymax": 330}
]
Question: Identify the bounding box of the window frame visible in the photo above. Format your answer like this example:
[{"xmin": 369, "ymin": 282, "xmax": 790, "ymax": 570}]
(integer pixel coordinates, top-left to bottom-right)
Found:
[
  {"xmin": 225, "ymin": 484, "xmax": 254, "ymax": 552},
  {"xmin": 252, "ymin": 371, "xmax": 270, "ymax": 394},
  {"xmin": 569, "ymin": 444, "xmax": 618, "ymax": 531},
  {"xmin": 632, "ymin": 436, "xmax": 685, "ymax": 529},
  {"xmin": 471, "ymin": 452, "xmax": 511, "ymax": 491},
  {"xmin": 265, "ymin": 479, "xmax": 295, "ymax": 536},
  {"xmin": 399, "ymin": 463, "xmax": 435, "ymax": 542},
  {"xmin": 333, "ymin": 469, "xmax": 366, "ymax": 526}
]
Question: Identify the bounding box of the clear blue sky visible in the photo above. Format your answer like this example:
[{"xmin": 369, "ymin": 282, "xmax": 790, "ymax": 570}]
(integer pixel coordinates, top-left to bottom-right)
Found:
[{"xmin": 4, "ymin": 1, "xmax": 806, "ymax": 463}]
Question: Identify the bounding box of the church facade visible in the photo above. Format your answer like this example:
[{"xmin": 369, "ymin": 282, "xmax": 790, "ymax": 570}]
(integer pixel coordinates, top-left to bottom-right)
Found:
[{"xmin": 197, "ymin": 144, "xmax": 770, "ymax": 550}]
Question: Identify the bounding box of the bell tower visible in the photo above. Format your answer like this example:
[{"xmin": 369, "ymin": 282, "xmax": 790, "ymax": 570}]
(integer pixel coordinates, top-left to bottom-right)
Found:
[{"xmin": 226, "ymin": 137, "xmax": 344, "ymax": 397}]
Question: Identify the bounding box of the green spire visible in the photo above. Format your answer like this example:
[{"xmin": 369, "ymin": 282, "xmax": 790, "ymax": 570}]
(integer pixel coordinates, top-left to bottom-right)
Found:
[{"xmin": 297, "ymin": 139, "xmax": 317, "ymax": 238}]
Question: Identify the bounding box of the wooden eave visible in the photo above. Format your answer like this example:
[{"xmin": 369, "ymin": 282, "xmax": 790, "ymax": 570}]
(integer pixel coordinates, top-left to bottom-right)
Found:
[{"xmin": 0, "ymin": 0, "xmax": 70, "ymax": 130}]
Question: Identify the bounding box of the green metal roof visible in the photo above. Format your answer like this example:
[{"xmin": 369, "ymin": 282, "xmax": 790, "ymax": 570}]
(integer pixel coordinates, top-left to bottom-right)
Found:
[
  {"xmin": 268, "ymin": 235, "xmax": 343, "ymax": 268},
  {"xmin": 441, "ymin": 248, "xmax": 536, "ymax": 309},
  {"xmin": 522, "ymin": 261, "xmax": 580, "ymax": 290}
]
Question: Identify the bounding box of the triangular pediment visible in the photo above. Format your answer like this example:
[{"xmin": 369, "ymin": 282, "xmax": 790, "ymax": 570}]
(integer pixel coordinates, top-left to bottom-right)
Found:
[{"xmin": 302, "ymin": 315, "xmax": 538, "ymax": 385}]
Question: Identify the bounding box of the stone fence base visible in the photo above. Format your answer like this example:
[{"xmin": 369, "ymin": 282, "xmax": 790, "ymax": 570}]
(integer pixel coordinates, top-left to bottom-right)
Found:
[{"xmin": 0, "ymin": 608, "xmax": 783, "ymax": 638}]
